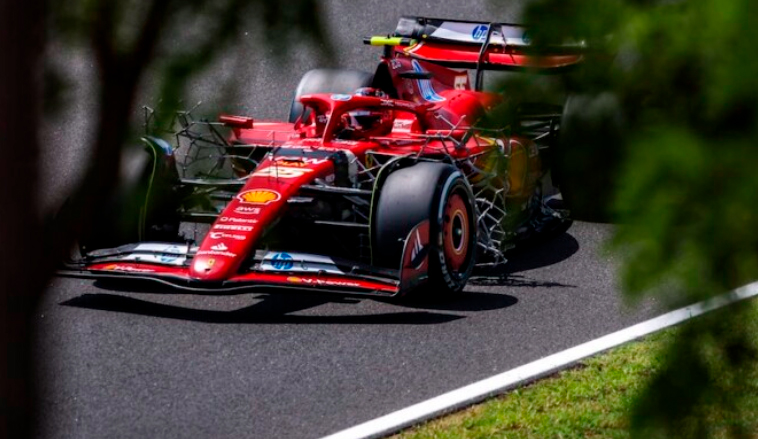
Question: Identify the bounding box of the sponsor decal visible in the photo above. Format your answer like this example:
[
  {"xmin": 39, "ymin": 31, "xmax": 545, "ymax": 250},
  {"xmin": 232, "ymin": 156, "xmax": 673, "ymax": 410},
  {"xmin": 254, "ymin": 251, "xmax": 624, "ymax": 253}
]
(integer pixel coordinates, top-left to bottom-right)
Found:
[
  {"xmin": 251, "ymin": 166, "xmax": 313, "ymax": 179},
  {"xmin": 102, "ymin": 264, "xmax": 155, "ymax": 273},
  {"xmin": 430, "ymin": 22, "xmax": 504, "ymax": 44},
  {"xmin": 160, "ymin": 245, "xmax": 182, "ymax": 264},
  {"xmin": 390, "ymin": 59, "xmax": 402, "ymax": 70},
  {"xmin": 381, "ymin": 99, "xmax": 416, "ymax": 110},
  {"xmin": 260, "ymin": 252, "xmax": 344, "ymax": 274},
  {"xmin": 138, "ymin": 245, "xmax": 184, "ymax": 264},
  {"xmin": 209, "ymin": 232, "xmax": 245, "ymax": 241},
  {"xmin": 472, "ymin": 24, "xmax": 489, "ymax": 41},
  {"xmin": 270, "ymin": 253, "xmax": 294, "ymax": 270},
  {"xmin": 412, "ymin": 60, "xmax": 445, "ymax": 102},
  {"xmin": 396, "ymin": 100, "xmax": 418, "ymax": 110},
  {"xmin": 214, "ymin": 224, "xmax": 254, "ymax": 232},
  {"xmin": 207, "ymin": 258, "xmax": 216, "ymax": 267},
  {"xmin": 330, "ymin": 94, "xmax": 352, "ymax": 101},
  {"xmin": 234, "ymin": 206, "xmax": 261, "ymax": 215},
  {"xmin": 454, "ymin": 75, "xmax": 468, "ymax": 90},
  {"xmin": 134, "ymin": 243, "xmax": 188, "ymax": 253},
  {"xmin": 237, "ymin": 189, "xmax": 280, "ymax": 205},
  {"xmin": 272, "ymin": 157, "xmax": 326, "ymax": 167},
  {"xmin": 393, "ymin": 119, "xmax": 413, "ymax": 130},
  {"xmin": 285, "ymin": 276, "xmax": 361, "ymax": 288},
  {"xmin": 160, "ymin": 255, "xmax": 179, "ymax": 264},
  {"xmin": 220, "ymin": 216, "xmax": 258, "ymax": 224},
  {"xmin": 211, "ymin": 243, "xmax": 228, "ymax": 251},
  {"xmin": 197, "ymin": 250, "xmax": 237, "ymax": 258},
  {"xmin": 122, "ymin": 254, "xmax": 187, "ymax": 266}
]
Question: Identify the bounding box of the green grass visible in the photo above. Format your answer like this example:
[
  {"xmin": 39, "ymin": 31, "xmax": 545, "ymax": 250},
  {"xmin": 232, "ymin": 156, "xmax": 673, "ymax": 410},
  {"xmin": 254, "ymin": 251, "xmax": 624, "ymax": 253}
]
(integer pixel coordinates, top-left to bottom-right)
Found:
[{"xmin": 392, "ymin": 302, "xmax": 758, "ymax": 439}]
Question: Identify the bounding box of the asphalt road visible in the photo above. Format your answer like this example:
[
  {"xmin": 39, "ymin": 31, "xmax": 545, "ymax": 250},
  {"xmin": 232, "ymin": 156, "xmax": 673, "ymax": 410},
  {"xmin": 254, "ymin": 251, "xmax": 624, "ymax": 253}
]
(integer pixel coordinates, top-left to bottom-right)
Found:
[{"xmin": 37, "ymin": 2, "xmax": 661, "ymax": 438}]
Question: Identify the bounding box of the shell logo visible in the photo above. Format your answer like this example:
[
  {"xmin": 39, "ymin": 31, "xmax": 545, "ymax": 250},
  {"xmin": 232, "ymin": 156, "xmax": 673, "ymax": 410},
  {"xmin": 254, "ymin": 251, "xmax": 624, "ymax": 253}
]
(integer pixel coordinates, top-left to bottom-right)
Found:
[
  {"xmin": 287, "ymin": 277, "xmax": 302, "ymax": 283},
  {"xmin": 237, "ymin": 189, "xmax": 281, "ymax": 205}
]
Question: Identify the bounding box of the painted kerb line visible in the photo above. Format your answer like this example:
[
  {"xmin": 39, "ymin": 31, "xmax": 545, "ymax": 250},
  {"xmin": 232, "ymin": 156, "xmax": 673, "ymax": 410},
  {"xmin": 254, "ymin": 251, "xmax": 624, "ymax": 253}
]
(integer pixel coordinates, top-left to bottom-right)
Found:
[{"xmin": 321, "ymin": 281, "xmax": 758, "ymax": 439}]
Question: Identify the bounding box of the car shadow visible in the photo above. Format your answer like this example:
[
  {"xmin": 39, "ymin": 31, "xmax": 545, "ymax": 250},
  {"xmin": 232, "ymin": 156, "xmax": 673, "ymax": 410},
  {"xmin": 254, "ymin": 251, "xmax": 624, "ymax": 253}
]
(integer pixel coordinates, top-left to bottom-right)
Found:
[
  {"xmin": 471, "ymin": 232, "xmax": 579, "ymax": 277},
  {"xmin": 387, "ymin": 291, "xmax": 518, "ymax": 312},
  {"xmin": 59, "ymin": 292, "xmax": 468, "ymax": 325},
  {"xmin": 501, "ymin": 231, "xmax": 580, "ymax": 274},
  {"xmin": 61, "ymin": 284, "xmax": 522, "ymax": 325},
  {"xmin": 467, "ymin": 232, "xmax": 580, "ymax": 289},
  {"xmin": 468, "ymin": 274, "xmax": 576, "ymax": 289}
]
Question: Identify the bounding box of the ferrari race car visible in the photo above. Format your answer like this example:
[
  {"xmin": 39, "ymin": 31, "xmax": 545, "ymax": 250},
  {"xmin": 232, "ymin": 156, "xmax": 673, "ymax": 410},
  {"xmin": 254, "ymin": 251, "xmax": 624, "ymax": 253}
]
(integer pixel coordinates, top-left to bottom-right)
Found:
[{"xmin": 61, "ymin": 16, "xmax": 581, "ymax": 298}]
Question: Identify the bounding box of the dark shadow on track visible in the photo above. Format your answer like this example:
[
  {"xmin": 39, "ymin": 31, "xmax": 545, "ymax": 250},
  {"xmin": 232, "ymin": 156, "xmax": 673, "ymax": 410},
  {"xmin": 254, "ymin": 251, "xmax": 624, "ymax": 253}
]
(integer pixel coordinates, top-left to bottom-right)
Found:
[
  {"xmin": 466, "ymin": 232, "xmax": 580, "ymax": 289},
  {"xmin": 389, "ymin": 291, "xmax": 518, "ymax": 312},
  {"xmin": 60, "ymin": 293, "xmax": 464, "ymax": 325},
  {"xmin": 502, "ymin": 232, "xmax": 580, "ymax": 274},
  {"xmin": 468, "ymin": 274, "xmax": 576, "ymax": 289},
  {"xmin": 472, "ymin": 232, "xmax": 580, "ymax": 277}
]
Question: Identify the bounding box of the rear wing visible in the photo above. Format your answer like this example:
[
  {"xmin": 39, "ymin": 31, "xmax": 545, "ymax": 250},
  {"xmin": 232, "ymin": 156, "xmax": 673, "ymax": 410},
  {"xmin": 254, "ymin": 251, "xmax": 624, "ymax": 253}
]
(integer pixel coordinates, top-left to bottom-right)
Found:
[{"xmin": 366, "ymin": 16, "xmax": 586, "ymax": 84}]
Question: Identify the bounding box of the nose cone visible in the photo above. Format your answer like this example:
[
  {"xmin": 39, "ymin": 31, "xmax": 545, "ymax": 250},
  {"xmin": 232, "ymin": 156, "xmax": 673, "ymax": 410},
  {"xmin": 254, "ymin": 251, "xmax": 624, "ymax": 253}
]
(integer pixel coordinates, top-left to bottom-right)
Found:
[{"xmin": 190, "ymin": 256, "xmax": 232, "ymax": 281}]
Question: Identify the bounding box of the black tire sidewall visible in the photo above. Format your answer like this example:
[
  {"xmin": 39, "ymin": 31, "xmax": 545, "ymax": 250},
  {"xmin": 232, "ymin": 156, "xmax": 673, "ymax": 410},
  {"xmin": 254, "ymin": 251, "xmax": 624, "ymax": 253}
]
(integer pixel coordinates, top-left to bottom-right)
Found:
[
  {"xmin": 372, "ymin": 162, "xmax": 477, "ymax": 295},
  {"xmin": 429, "ymin": 173, "xmax": 477, "ymax": 293}
]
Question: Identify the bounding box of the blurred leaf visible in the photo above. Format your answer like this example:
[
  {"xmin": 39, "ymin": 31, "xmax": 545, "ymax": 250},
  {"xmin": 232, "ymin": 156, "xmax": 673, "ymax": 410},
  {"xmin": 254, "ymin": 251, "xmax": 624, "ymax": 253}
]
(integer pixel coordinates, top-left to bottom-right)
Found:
[{"xmin": 504, "ymin": 0, "xmax": 758, "ymax": 436}]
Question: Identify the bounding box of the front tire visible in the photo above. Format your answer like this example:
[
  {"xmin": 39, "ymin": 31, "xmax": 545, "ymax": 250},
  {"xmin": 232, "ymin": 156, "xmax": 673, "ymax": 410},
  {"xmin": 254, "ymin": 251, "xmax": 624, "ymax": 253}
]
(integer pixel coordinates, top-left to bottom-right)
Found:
[{"xmin": 373, "ymin": 162, "xmax": 478, "ymax": 297}]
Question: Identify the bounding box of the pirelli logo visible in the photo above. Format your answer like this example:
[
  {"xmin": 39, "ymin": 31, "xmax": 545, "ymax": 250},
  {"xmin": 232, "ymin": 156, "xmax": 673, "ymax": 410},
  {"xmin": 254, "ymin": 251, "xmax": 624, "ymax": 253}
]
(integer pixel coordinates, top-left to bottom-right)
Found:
[{"xmin": 213, "ymin": 224, "xmax": 254, "ymax": 232}]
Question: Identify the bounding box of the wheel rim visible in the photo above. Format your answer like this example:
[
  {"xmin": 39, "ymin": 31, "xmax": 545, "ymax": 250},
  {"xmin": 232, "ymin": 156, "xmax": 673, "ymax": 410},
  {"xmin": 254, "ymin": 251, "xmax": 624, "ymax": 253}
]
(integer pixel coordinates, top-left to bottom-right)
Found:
[{"xmin": 442, "ymin": 192, "xmax": 470, "ymax": 271}]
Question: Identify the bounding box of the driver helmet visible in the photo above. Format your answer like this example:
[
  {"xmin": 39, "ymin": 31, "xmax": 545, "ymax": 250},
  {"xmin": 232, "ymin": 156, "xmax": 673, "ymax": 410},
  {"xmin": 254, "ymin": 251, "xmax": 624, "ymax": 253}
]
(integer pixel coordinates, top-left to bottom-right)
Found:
[
  {"xmin": 354, "ymin": 87, "xmax": 388, "ymax": 98},
  {"xmin": 341, "ymin": 108, "xmax": 394, "ymax": 138}
]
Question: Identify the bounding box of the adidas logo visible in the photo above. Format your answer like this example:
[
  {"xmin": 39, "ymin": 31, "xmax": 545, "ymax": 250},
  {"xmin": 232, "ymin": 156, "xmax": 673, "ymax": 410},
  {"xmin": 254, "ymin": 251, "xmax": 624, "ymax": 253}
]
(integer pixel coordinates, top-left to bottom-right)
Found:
[{"xmin": 211, "ymin": 243, "xmax": 228, "ymax": 251}]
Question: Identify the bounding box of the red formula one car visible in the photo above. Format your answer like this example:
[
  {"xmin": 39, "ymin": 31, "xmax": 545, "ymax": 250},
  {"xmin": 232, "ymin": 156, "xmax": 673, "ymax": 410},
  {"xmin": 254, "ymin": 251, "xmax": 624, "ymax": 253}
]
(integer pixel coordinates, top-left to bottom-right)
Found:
[{"xmin": 61, "ymin": 17, "xmax": 580, "ymax": 298}]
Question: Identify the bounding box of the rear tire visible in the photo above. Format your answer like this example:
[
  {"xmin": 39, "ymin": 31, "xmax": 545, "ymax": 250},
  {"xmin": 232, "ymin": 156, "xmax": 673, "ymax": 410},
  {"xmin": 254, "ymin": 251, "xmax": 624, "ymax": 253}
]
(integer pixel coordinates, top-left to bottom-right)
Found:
[
  {"xmin": 288, "ymin": 69, "xmax": 374, "ymax": 123},
  {"xmin": 373, "ymin": 162, "xmax": 477, "ymax": 297},
  {"xmin": 554, "ymin": 92, "xmax": 624, "ymax": 222}
]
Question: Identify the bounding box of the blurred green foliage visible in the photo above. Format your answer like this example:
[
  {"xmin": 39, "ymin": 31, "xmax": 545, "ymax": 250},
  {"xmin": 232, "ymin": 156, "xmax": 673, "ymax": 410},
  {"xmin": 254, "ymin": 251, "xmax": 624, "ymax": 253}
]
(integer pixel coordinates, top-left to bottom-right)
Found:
[{"xmin": 511, "ymin": 0, "xmax": 758, "ymax": 437}]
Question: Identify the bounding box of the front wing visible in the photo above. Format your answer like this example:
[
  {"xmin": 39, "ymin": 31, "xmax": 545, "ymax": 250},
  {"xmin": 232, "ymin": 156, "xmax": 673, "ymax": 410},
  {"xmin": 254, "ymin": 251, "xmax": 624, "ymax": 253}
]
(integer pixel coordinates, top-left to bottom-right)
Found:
[{"xmin": 58, "ymin": 223, "xmax": 431, "ymax": 297}]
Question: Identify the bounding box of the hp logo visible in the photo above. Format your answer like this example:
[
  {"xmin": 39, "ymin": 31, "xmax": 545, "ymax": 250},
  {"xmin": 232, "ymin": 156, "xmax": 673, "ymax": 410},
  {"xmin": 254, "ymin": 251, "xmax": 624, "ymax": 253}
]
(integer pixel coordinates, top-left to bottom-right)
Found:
[
  {"xmin": 472, "ymin": 24, "xmax": 489, "ymax": 41},
  {"xmin": 271, "ymin": 253, "xmax": 294, "ymax": 270}
]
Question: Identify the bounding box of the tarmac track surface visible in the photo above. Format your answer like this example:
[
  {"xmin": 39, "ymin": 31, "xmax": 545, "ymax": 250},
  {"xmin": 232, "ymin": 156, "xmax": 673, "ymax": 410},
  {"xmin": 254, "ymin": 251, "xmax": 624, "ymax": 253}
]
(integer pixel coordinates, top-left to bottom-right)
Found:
[{"xmin": 37, "ymin": 1, "xmax": 660, "ymax": 438}]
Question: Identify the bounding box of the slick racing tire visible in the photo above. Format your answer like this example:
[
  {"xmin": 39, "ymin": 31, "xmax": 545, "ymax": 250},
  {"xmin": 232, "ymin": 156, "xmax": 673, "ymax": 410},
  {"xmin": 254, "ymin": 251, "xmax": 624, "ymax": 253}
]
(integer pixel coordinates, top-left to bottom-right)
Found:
[
  {"xmin": 554, "ymin": 92, "xmax": 624, "ymax": 222},
  {"xmin": 373, "ymin": 162, "xmax": 478, "ymax": 298},
  {"xmin": 288, "ymin": 69, "xmax": 374, "ymax": 123},
  {"xmin": 77, "ymin": 137, "xmax": 182, "ymax": 253}
]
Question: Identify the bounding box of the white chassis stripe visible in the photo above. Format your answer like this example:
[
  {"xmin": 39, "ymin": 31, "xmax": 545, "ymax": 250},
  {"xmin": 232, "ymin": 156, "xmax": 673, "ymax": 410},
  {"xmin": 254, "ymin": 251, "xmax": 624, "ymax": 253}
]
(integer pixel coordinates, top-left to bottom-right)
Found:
[{"xmin": 321, "ymin": 281, "xmax": 758, "ymax": 439}]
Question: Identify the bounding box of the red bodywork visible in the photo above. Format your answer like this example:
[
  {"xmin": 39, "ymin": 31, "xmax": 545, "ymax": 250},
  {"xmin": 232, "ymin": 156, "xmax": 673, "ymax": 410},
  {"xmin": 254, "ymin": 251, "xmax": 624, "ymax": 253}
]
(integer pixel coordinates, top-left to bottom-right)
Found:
[{"xmin": 67, "ymin": 18, "xmax": 570, "ymax": 297}]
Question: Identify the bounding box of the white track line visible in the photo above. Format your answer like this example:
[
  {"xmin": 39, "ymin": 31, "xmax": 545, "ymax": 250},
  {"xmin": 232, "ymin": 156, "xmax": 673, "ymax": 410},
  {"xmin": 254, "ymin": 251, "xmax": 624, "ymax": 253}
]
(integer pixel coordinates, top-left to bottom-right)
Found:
[{"xmin": 321, "ymin": 281, "xmax": 758, "ymax": 439}]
